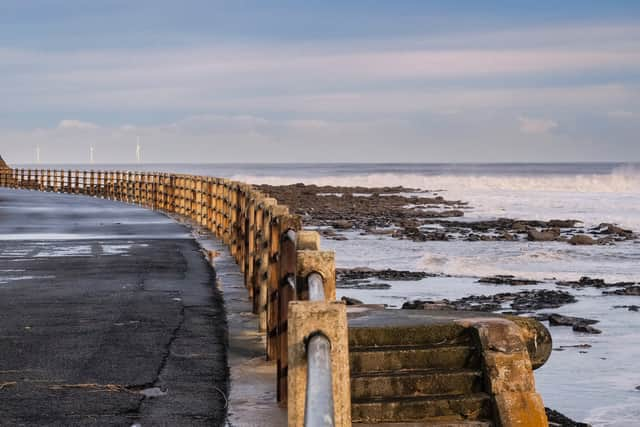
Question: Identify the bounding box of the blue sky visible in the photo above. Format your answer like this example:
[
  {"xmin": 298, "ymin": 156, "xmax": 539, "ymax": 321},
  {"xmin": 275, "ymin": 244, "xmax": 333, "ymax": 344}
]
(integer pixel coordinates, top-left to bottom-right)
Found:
[{"xmin": 1, "ymin": 1, "xmax": 639, "ymax": 163}]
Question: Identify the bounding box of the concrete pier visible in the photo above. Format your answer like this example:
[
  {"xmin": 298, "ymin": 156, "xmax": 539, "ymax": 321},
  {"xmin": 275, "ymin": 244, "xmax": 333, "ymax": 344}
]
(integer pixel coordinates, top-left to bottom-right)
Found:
[{"xmin": 0, "ymin": 188, "xmax": 228, "ymax": 426}]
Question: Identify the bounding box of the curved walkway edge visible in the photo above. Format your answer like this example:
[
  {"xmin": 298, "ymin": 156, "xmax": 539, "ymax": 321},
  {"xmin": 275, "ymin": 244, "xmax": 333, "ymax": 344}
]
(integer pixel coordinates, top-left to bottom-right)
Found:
[{"xmin": 170, "ymin": 214, "xmax": 288, "ymax": 427}]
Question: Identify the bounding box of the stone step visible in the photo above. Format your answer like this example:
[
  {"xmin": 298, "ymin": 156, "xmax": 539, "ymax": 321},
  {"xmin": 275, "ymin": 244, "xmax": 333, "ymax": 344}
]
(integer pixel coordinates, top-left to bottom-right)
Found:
[
  {"xmin": 350, "ymin": 345, "xmax": 479, "ymax": 374},
  {"xmin": 351, "ymin": 393, "xmax": 492, "ymax": 424},
  {"xmin": 351, "ymin": 369, "xmax": 483, "ymax": 400},
  {"xmin": 354, "ymin": 421, "xmax": 493, "ymax": 427},
  {"xmin": 349, "ymin": 324, "xmax": 473, "ymax": 349}
]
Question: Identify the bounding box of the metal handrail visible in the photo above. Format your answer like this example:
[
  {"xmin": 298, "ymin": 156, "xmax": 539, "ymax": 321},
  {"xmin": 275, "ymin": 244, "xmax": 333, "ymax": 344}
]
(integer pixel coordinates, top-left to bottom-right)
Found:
[
  {"xmin": 307, "ymin": 272, "xmax": 325, "ymax": 301},
  {"xmin": 304, "ymin": 272, "xmax": 335, "ymax": 427},
  {"xmin": 286, "ymin": 274, "xmax": 297, "ymax": 300},
  {"xmin": 304, "ymin": 332, "xmax": 334, "ymax": 427}
]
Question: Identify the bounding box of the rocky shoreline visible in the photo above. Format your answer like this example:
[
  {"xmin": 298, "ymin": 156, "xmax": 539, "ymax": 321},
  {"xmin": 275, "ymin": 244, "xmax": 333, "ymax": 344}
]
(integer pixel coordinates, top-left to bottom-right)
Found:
[
  {"xmin": 260, "ymin": 183, "xmax": 637, "ymax": 245},
  {"xmin": 338, "ymin": 267, "xmax": 638, "ymax": 331},
  {"xmin": 265, "ymin": 183, "xmax": 636, "ymax": 426}
]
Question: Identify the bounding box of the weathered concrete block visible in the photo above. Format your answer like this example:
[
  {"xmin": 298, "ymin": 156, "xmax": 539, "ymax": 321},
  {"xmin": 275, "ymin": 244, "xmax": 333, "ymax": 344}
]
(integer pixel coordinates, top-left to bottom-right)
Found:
[
  {"xmin": 458, "ymin": 318, "xmax": 548, "ymax": 427},
  {"xmin": 483, "ymin": 351, "xmax": 535, "ymax": 394},
  {"xmin": 288, "ymin": 301, "xmax": 351, "ymax": 427},
  {"xmin": 297, "ymin": 230, "xmax": 321, "ymax": 251},
  {"xmin": 296, "ymin": 250, "xmax": 336, "ymax": 301},
  {"xmin": 504, "ymin": 315, "xmax": 553, "ymax": 370},
  {"xmin": 493, "ymin": 392, "xmax": 548, "ymax": 427},
  {"xmin": 269, "ymin": 204, "xmax": 289, "ymax": 218},
  {"xmin": 460, "ymin": 318, "xmax": 527, "ymax": 354}
]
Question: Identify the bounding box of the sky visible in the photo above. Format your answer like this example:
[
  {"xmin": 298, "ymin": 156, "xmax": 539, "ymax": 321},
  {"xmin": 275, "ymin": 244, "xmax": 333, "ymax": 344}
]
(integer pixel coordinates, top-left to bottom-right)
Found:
[{"xmin": 1, "ymin": 0, "xmax": 639, "ymax": 164}]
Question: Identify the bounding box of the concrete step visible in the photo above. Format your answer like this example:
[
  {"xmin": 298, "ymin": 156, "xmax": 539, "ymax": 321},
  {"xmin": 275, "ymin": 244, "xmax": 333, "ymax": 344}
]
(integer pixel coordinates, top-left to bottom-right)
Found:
[
  {"xmin": 354, "ymin": 422, "xmax": 493, "ymax": 427},
  {"xmin": 351, "ymin": 393, "xmax": 492, "ymax": 424},
  {"xmin": 349, "ymin": 323, "xmax": 473, "ymax": 348},
  {"xmin": 351, "ymin": 369, "xmax": 483, "ymax": 400},
  {"xmin": 350, "ymin": 345, "xmax": 479, "ymax": 374}
]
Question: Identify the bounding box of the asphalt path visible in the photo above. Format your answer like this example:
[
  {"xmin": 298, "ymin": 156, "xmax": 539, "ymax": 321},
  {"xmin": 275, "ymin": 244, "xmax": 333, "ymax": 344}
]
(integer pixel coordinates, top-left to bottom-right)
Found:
[{"xmin": 0, "ymin": 188, "xmax": 228, "ymax": 426}]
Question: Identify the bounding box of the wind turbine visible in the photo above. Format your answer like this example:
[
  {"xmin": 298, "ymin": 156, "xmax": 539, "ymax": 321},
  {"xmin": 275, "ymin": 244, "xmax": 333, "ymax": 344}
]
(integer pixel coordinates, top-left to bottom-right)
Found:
[
  {"xmin": 90, "ymin": 145, "xmax": 95, "ymax": 164},
  {"xmin": 136, "ymin": 136, "xmax": 142, "ymax": 164}
]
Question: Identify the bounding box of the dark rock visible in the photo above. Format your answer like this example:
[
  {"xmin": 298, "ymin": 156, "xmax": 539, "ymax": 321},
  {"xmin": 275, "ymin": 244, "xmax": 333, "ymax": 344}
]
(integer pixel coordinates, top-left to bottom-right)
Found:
[
  {"xmin": 601, "ymin": 223, "xmax": 634, "ymax": 237},
  {"xmin": 364, "ymin": 227, "xmax": 395, "ymax": 236},
  {"xmin": 545, "ymin": 408, "xmax": 591, "ymax": 427},
  {"xmin": 404, "ymin": 289, "xmax": 576, "ymax": 313},
  {"xmin": 613, "ymin": 305, "xmax": 640, "ymax": 312},
  {"xmin": 556, "ymin": 276, "xmax": 635, "ymax": 289},
  {"xmin": 596, "ymin": 236, "xmax": 617, "ymax": 245},
  {"xmin": 478, "ymin": 275, "xmax": 540, "ymax": 286},
  {"xmin": 548, "ymin": 313, "xmax": 599, "ymax": 327},
  {"xmin": 572, "ymin": 322, "xmax": 602, "ymax": 334},
  {"xmin": 527, "ymin": 229, "xmax": 559, "ymax": 241},
  {"xmin": 328, "ymin": 235, "xmax": 348, "ymax": 241},
  {"xmin": 510, "ymin": 290, "xmax": 577, "ymax": 312},
  {"xmin": 568, "ymin": 234, "xmax": 596, "ymax": 245},
  {"xmin": 337, "ymin": 268, "xmax": 433, "ymax": 283},
  {"xmin": 401, "ymin": 300, "xmax": 457, "ymax": 311},
  {"xmin": 332, "ymin": 220, "xmax": 353, "ymax": 230},
  {"xmin": 548, "ymin": 219, "xmax": 580, "ymax": 228},
  {"xmin": 604, "ymin": 286, "xmax": 640, "ymax": 296},
  {"xmin": 341, "ymin": 296, "xmax": 363, "ymax": 305},
  {"xmin": 560, "ymin": 344, "xmax": 592, "ymax": 349}
]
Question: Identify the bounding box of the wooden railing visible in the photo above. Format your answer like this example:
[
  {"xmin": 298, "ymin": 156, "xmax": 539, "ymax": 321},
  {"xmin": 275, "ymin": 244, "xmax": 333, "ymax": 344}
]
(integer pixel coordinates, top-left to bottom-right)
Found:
[{"xmin": 0, "ymin": 167, "xmax": 351, "ymax": 427}]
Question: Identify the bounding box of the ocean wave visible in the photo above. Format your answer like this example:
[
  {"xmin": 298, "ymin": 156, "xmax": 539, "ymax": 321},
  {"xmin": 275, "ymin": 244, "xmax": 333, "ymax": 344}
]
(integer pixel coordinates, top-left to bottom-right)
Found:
[
  {"xmin": 233, "ymin": 165, "xmax": 640, "ymax": 194},
  {"xmin": 417, "ymin": 247, "xmax": 640, "ymax": 283},
  {"xmin": 585, "ymin": 400, "xmax": 640, "ymax": 427}
]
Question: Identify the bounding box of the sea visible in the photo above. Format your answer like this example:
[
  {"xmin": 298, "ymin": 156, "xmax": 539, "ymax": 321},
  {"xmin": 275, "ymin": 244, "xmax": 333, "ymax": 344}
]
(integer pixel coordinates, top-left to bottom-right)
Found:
[{"xmin": 17, "ymin": 162, "xmax": 640, "ymax": 426}]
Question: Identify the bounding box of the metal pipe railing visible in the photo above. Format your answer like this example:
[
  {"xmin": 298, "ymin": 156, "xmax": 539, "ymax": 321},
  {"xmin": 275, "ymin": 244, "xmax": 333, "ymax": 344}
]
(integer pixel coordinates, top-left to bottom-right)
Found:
[
  {"xmin": 304, "ymin": 332, "xmax": 335, "ymax": 427},
  {"xmin": 304, "ymin": 272, "xmax": 335, "ymax": 427},
  {"xmin": 286, "ymin": 274, "xmax": 297, "ymax": 300},
  {"xmin": 308, "ymin": 272, "xmax": 325, "ymax": 301}
]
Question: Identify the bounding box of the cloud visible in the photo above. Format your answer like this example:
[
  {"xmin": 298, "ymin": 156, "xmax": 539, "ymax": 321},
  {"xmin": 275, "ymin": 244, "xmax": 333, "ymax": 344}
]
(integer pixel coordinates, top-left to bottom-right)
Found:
[
  {"xmin": 607, "ymin": 110, "xmax": 634, "ymax": 118},
  {"xmin": 1, "ymin": 112, "xmax": 638, "ymax": 164},
  {"xmin": 0, "ymin": 23, "xmax": 638, "ymax": 163},
  {"xmin": 518, "ymin": 116, "xmax": 558, "ymax": 134},
  {"xmin": 57, "ymin": 119, "xmax": 99, "ymax": 130},
  {"xmin": 0, "ymin": 24, "xmax": 639, "ymax": 117}
]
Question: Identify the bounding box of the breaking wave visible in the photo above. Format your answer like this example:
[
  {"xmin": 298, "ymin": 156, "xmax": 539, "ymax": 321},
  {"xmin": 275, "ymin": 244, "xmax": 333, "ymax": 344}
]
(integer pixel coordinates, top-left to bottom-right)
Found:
[
  {"xmin": 233, "ymin": 164, "xmax": 640, "ymax": 194},
  {"xmin": 418, "ymin": 244, "xmax": 640, "ymax": 283}
]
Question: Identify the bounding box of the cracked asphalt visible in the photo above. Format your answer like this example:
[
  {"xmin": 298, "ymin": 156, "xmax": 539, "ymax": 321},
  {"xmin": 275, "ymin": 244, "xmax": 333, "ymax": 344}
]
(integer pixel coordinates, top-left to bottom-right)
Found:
[{"xmin": 0, "ymin": 188, "xmax": 229, "ymax": 426}]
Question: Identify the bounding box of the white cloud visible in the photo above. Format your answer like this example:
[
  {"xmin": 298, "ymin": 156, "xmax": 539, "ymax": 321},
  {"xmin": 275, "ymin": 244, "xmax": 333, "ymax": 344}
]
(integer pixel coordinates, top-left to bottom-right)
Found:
[
  {"xmin": 57, "ymin": 120, "xmax": 99, "ymax": 130},
  {"xmin": 518, "ymin": 116, "xmax": 558, "ymax": 134}
]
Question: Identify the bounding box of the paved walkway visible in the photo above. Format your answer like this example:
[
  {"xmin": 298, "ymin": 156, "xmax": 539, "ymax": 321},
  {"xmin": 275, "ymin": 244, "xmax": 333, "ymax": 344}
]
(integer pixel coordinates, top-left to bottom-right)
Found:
[{"xmin": 0, "ymin": 188, "xmax": 228, "ymax": 426}]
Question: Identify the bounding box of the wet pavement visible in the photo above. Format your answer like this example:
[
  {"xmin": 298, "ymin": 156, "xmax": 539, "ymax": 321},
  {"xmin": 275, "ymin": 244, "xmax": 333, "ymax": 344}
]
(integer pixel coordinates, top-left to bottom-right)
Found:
[{"xmin": 0, "ymin": 188, "xmax": 228, "ymax": 426}]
